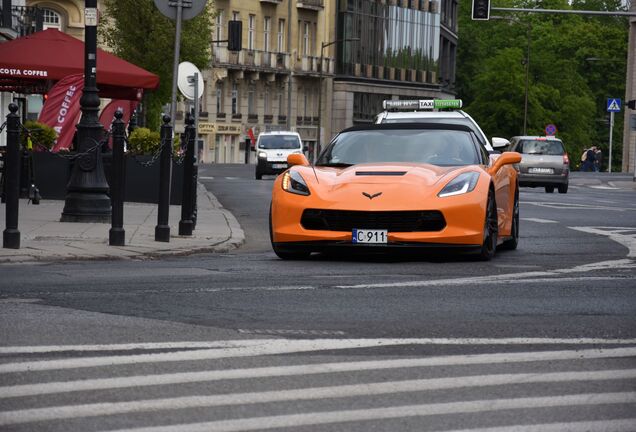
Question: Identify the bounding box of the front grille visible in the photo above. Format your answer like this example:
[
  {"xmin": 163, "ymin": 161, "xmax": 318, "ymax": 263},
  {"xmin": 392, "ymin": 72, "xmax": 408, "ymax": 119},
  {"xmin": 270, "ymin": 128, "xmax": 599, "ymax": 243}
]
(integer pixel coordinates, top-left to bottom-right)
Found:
[{"xmin": 301, "ymin": 209, "xmax": 446, "ymax": 232}]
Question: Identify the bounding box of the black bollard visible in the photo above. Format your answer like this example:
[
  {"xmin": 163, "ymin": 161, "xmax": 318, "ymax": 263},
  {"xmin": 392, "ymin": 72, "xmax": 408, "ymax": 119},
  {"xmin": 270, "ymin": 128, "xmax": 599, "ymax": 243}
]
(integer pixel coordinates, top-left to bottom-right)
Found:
[
  {"xmin": 109, "ymin": 110, "xmax": 126, "ymax": 246},
  {"xmin": 3, "ymin": 103, "xmax": 21, "ymax": 249},
  {"xmin": 244, "ymin": 138, "xmax": 250, "ymax": 164},
  {"xmin": 154, "ymin": 115, "xmax": 172, "ymax": 242},
  {"xmin": 178, "ymin": 114, "xmax": 195, "ymax": 236}
]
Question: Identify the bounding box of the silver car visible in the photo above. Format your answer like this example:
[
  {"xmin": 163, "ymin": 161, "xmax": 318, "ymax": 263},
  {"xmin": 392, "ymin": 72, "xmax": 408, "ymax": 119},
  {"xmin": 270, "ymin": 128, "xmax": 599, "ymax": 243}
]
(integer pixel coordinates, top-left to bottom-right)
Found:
[{"xmin": 508, "ymin": 136, "xmax": 569, "ymax": 194}]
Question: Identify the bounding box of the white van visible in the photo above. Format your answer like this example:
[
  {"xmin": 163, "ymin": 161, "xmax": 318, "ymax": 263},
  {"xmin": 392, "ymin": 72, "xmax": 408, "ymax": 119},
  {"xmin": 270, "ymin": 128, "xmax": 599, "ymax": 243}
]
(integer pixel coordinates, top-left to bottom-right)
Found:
[{"xmin": 255, "ymin": 131, "xmax": 304, "ymax": 180}]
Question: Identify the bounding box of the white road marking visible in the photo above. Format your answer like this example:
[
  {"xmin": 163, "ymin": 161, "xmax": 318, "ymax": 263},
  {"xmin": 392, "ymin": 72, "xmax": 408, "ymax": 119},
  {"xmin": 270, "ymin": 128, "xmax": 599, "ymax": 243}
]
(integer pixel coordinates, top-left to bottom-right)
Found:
[
  {"xmin": 520, "ymin": 218, "xmax": 558, "ymax": 224},
  {"xmin": 441, "ymin": 419, "xmax": 636, "ymax": 432},
  {"xmin": 570, "ymin": 226, "xmax": 636, "ymax": 258},
  {"xmin": 525, "ymin": 202, "xmax": 636, "ymax": 211},
  {"xmin": 96, "ymin": 393, "xmax": 636, "ymax": 432},
  {"xmin": 0, "ymin": 340, "xmax": 270, "ymax": 354},
  {"xmin": 2, "ymin": 371, "xmax": 635, "ymax": 425},
  {"xmin": 2, "ymin": 340, "xmax": 636, "ymax": 375},
  {"xmin": 590, "ymin": 185, "xmax": 620, "ymax": 190},
  {"xmin": 336, "ymin": 258, "xmax": 636, "ymax": 289},
  {"xmin": 2, "ymin": 347, "xmax": 635, "ymax": 399},
  {"xmin": 198, "ymin": 176, "xmax": 214, "ymax": 180},
  {"xmin": 237, "ymin": 329, "xmax": 347, "ymax": 336}
]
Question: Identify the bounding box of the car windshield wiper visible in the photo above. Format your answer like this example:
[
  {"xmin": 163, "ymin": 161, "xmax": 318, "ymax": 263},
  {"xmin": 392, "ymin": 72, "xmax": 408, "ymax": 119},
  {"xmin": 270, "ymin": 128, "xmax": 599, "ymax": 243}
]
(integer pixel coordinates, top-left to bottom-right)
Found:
[
  {"xmin": 317, "ymin": 162, "xmax": 354, "ymax": 167},
  {"xmin": 526, "ymin": 151, "xmax": 543, "ymax": 155}
]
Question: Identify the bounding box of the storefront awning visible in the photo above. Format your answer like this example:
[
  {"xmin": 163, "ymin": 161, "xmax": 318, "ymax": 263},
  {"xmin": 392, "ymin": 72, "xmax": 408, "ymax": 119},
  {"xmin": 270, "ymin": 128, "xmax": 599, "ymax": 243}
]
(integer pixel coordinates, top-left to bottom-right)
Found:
[{"xmin": 0, "ymin": 29, "xmax": 159, "ymax": 100}]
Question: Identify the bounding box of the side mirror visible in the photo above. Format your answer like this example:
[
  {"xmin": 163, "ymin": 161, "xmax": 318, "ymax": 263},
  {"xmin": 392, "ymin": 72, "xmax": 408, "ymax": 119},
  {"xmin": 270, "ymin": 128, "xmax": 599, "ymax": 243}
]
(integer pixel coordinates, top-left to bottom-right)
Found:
[
  {"xmin": 303, "ymin": 145, "xmax": 309, "ymax": 152},
  {"xmin": 491, "ymin": 137, "xmax": 510, "ymax": 150},
  {"xmin": 287, "ymin": 153, "xmax": 310, "ymax": 167},
  {"xmin": 487, "ymin": 151, "xmax": 522, "ymax": 176}
]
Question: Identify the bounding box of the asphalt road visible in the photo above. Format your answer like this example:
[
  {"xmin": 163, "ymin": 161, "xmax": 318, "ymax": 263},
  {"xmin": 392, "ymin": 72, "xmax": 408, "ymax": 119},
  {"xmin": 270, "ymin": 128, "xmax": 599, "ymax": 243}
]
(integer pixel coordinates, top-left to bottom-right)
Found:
[{"xmin": 0, "ymin": 164, "xmax": 635, "ymax": 431}]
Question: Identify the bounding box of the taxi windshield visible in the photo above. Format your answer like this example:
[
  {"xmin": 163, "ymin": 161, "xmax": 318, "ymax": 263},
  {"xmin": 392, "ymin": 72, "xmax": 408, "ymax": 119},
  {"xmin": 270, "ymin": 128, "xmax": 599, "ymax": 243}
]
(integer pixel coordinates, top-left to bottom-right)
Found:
[
  {"xmin": 258, "ymin": 135, "xmax": 301, "ymax": 149},
  {"xmin": 317, "ymin": 129, "xmax": 479, "ymax": 167}
]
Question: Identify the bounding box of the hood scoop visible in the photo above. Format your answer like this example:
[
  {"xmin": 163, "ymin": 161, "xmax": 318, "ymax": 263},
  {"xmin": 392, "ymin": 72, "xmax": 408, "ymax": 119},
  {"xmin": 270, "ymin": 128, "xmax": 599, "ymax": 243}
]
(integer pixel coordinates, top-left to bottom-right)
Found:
[{"xmin": 355, "ymin": 171, "xmax": 407, "ymax": 176}]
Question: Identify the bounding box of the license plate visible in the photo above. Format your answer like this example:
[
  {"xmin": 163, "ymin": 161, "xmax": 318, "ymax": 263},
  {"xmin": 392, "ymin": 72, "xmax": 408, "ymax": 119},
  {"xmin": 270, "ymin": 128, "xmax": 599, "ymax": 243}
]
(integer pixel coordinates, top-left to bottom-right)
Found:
[
  {"xmin": 528, "ymin": 167, "xmax": 554, "ymax": 174},
  {"xmin": 352, "ymin": 229, "xmax": 388, "ymax": 244},
  {"xmin": 272, "ymin": 163, "xmax": 287, "ymax": 169}
]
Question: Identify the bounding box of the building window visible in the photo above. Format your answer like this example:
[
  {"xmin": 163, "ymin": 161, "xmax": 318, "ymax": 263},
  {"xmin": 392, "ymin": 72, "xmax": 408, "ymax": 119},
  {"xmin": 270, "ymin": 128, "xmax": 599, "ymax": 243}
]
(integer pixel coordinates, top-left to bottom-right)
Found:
[
  {"xmin": 248, "ymin": 14, "xmax": 255, "ymax": 50},
  {"xmin": 303, "ymin": 22, "xmax": 310, "ymax": 56},
  {"xmin": 277, "ymin": 19, "xmax": 285, "ymax": 52},
  {"xmin": 232, "ymin": 11, "xmax": 239, "ymax": 21},
  {"xmin": 231, "ymin": 83, "xmax": 238, "ymax": 115},
  {"xmin": 215, "ymin": 10, "xmax": 224, "ymax": 46},
  {"xmin": 247, "ymin": 85, "xmax": 256, "ymax": 115},
  {"xmin": 43, "ymin": 8, "xmax": 61, "ymax": 29},
  {"xmin": 216, "ymin": 82, "xmax": 224, "ymax": 113},
  {"xmin": 263, "ymin": 17, "xmax": 271, "ymax": 52}
]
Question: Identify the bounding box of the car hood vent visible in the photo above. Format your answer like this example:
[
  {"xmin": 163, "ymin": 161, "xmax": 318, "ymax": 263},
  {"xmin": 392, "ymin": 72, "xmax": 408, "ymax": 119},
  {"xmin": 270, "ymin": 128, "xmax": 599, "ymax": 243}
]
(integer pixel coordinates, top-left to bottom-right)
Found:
[{"xmin": 355, "ymin": 171, "xmax": 407, "ymax": 176}]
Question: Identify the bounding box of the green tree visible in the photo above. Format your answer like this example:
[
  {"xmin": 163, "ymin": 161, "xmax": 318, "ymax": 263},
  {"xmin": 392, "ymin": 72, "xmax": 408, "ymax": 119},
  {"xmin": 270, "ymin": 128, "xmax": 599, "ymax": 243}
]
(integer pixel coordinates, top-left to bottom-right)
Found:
[
  {"xmin": 100, "ymin": 0, "xmax": 214, "ymax": 131},
  {"xmin": 457, "ymin": 0, "xmax": 628, "ymax": 168}
]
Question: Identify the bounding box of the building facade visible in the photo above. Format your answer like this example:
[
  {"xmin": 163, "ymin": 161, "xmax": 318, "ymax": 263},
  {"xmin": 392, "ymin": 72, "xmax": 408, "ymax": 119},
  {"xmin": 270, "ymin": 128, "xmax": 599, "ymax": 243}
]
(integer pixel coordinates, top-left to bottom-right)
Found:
[
  {"xmin": 331, "ymin": 0, "xmax": 457, "ymax": 135},
  {"xmin": 198, "ymin": 0, "xmax": 329, "ymax": 164}
]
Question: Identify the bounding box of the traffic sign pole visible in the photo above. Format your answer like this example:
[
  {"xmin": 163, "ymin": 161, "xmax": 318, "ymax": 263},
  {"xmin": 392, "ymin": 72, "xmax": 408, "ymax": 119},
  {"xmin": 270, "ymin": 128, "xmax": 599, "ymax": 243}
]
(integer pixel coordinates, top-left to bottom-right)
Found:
[{"xmin": 609, "ymin": 111, "xmax": 614, "ymax": 173}]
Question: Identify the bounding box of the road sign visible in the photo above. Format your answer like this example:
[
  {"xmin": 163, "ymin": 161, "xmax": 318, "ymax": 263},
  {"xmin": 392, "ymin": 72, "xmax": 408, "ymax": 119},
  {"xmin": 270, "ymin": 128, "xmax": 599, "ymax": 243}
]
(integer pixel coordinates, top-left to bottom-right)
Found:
[
  {"xmin": 154, "ymin": 0, "xmax": 207, "ymax": 21},
  {"xmin": 545, "ymin": 124, "xmax": 557, "ymax": 136},
  {"xmin": 607, "ymin": 98, "xmax": 621, "ymax": 112}
]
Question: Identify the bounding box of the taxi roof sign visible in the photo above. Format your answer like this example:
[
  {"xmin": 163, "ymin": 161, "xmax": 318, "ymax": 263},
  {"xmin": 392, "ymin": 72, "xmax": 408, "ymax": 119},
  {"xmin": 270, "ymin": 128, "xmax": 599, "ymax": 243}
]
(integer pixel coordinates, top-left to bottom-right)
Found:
[{"xmin": 382, "ymin": 99, "xmax": 463, "ymax": 110}]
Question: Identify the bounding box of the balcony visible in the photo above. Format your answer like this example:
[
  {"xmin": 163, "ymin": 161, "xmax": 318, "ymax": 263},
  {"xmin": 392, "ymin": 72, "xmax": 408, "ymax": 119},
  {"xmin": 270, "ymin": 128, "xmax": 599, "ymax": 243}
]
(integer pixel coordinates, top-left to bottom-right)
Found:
[
  {"xmin": 213, "ymin": 46, "xmax": 290, "ymax": 74},
  {"xmin": 0, "ymin": 3, "xmax": 43, "ymax": 39},
  {"xmin": 296, "ymin": 55, "xmax": 320, "ymax": 75},
  {"xmin": 297, "ymin": 0, "xmax": 323, "ymax": 11},
  {"xmin": 260, "ymin": 0, "xmax": 283, "ymax": 3}
]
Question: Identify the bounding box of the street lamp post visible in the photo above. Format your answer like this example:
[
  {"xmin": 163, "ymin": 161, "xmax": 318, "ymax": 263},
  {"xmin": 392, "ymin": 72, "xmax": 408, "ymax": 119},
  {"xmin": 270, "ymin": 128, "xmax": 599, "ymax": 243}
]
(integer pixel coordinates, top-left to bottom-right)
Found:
[
  {"xmin": 60, "ymin": 0, "xmax": 111, "ymax": 222},
  {"xmin": 315, "ymin": 38, "xmax": 359, "ymax": 163}
]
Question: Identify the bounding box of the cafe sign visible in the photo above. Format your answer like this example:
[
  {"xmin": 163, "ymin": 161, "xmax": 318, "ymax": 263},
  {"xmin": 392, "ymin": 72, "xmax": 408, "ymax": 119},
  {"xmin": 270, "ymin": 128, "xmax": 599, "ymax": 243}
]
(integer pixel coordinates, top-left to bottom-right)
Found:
[{"xmin": 198, "ymin": 122, "xmax": 242, "ymax": 135}]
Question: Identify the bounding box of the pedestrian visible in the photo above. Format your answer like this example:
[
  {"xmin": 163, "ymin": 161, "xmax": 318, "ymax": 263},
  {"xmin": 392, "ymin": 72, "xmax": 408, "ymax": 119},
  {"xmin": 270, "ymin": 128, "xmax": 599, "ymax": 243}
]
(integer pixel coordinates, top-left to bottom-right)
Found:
[
  {"xmin": 594, "ymin": 147, "xmax": 603, "ymax": 172},
  {"xmin": 580, "ymin": 146, "xmax": 596, "ymax": 172}
]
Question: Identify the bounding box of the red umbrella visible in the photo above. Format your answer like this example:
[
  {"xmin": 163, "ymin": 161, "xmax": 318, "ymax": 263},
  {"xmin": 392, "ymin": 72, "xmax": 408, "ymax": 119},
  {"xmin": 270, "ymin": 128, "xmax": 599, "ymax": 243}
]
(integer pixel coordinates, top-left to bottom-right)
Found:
[{"xmin": 0, "ymin": 29, "xmax": 159, "ymax": 99}]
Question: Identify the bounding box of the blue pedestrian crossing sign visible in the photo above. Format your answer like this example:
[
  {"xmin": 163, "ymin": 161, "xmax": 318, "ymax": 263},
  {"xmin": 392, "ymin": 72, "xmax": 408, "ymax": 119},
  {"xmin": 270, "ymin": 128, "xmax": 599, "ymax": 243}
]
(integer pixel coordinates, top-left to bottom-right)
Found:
[{"xmin": 607, "ymin": 98, "xmax": 621, "ymax": 112}]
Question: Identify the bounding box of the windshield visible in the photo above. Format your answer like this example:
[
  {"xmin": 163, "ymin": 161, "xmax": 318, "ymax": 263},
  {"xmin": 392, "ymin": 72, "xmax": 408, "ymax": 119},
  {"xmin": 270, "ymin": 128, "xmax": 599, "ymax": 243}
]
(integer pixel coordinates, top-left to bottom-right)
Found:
[
  {"xmin": 518, "ymin": 139, "xmax": 564, "ymax": 155},
  {"xmin": 317, "ymin": 129, "xmax": 479, "ymax": 167},
  {"xmin": 258, "ymin": 135, "xmax": 301, "ymax": 150}
]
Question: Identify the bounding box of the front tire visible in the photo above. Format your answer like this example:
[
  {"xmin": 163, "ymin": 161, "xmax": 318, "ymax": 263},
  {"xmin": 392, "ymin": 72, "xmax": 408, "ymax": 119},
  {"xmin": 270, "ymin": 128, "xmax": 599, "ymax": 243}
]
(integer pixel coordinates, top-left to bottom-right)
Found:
[
  {"xmin": 500, "ymin": 189, "xmax": 519, "ymax": 251},
  {"xmin": 255, "ymin": 170, "xmax": 263, "ymax": 180},
  {"xmin": 478, "ymin": 190, "xmax": 498, "ymax": 261}
]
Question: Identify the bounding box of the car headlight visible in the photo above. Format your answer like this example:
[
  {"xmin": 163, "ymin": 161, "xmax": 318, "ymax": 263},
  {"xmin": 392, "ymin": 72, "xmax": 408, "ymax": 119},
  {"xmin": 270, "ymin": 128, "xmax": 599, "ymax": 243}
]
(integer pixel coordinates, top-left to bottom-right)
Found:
[
  {"xmin": 258, "ymin": 151, "xmax": 268, "ymax": 159},
  {"xmin": 282, "ymin": 170, "xmax": 310, "ymax": 196},
  {"xmin": 438, "ymin": 172, "xmax": 480, "ymax": 198}
]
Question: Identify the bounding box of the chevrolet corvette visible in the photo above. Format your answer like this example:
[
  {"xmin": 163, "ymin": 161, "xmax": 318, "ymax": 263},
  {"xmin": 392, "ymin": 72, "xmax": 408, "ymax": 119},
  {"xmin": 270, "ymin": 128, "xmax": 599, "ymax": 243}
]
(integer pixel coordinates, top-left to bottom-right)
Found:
[{"xmin": 269, "ymin": 122, "xmax": 521, "ymax": 260}]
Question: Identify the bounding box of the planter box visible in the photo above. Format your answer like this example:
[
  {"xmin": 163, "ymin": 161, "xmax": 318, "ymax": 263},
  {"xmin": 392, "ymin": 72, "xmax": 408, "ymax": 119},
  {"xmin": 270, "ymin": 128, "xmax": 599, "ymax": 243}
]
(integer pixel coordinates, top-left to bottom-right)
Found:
[{"xmin": 388, "ymin": 67, "xmax": 396, "ymax": 80}]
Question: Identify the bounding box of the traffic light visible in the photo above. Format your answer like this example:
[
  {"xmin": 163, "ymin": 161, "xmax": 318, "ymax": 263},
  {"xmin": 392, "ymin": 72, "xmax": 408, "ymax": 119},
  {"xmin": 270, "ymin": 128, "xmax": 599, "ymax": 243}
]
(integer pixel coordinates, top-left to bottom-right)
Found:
[
  {"xmin": 228, "ymin": 20, "xmax": 242, "ymax": 52},
  {"xmin": 472, "ymin": 0, "xmax": 491, "ymax": 20},
  {"xmin": 627, "ymin": 99, "xmax": 636, "ymax": 110}
]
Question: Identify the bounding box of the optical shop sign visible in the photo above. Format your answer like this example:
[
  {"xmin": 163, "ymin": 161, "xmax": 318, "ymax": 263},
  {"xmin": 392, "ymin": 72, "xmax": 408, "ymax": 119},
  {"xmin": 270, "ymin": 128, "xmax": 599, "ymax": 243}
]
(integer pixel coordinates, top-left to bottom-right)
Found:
[{"xmin": 0, "ymin": 67, "xmax": 48, "ymax": 77}]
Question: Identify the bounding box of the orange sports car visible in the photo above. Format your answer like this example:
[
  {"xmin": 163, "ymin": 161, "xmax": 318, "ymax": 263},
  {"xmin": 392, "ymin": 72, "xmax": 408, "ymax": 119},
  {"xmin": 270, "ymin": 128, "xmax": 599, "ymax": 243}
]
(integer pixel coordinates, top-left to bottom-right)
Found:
[{"xmin": 270, "ymin": 122, "xmax": 522, "ymax": 260}]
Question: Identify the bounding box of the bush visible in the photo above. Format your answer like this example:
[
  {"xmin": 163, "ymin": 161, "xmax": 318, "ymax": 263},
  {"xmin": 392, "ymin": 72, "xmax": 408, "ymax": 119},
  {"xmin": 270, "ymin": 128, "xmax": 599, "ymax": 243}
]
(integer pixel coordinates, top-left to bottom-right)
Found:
[
  {"xmin": 127, "ymin": 127, "xmax": 183, "ymax": 157},
  {"xmin": 127, "ymin": 127, "xmax": 160, "ymax": 155},
  {"xmin": 22, "ymin": 121, "xmax": 57, "ymax": 150}
]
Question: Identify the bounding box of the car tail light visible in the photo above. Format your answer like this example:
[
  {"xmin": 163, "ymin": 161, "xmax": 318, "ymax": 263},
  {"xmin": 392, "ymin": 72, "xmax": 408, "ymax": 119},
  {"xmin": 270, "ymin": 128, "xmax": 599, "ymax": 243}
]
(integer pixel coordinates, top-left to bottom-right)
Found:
[{"xmin": 563, "ymin": 153, "xmax": 569, "ymax": 165}]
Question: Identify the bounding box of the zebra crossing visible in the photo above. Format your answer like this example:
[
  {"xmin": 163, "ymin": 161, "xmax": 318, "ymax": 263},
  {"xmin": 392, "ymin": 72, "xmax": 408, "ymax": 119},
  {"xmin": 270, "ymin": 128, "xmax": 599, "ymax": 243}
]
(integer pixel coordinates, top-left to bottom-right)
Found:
[{"xmin": 1, "ymin": 338, "xmax": 635, "ymax": 431}]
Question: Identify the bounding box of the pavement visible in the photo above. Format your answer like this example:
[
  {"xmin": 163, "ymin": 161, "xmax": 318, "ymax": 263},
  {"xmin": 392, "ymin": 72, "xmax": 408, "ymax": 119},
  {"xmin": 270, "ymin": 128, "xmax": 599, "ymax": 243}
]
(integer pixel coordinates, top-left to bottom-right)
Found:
[{"xmin": 0, "ymin": 183, "xmax": 245, "ymax": 264}]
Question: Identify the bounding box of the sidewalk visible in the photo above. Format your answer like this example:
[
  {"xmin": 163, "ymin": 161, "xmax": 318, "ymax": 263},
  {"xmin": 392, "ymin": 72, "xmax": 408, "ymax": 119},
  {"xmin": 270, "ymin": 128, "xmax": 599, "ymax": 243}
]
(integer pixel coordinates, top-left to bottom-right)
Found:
[
  {"xmin": 0, "ymin": 184, "xmax": 244, "ymax": 264},
  {"xmin": 569, "ymin": 171, "xmax": 636, "ymax": 191}
]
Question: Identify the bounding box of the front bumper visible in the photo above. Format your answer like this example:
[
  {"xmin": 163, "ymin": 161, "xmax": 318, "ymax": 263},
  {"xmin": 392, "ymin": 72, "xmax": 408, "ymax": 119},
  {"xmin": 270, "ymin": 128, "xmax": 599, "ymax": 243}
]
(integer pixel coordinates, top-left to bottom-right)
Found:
[
  {"xmin": 257, "ymin": 158, "xmax": 288, "ymax": 175},
  {"xmin": 271, "ymin": 189, "xmax": 487, "ymax": 248}
]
